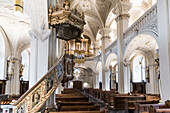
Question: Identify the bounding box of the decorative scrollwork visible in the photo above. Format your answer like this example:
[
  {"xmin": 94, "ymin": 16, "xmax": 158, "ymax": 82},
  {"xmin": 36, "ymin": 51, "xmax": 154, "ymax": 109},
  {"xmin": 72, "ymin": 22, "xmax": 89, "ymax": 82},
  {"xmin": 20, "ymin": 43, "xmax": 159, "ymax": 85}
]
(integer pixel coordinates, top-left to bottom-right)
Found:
[
  {"xmin": 32, "ymin": 88, "xmax": 41, "ymax": 108},
  {"xmin": 46, "ymin": 74, "xmax": 54, "ymax": 93}
]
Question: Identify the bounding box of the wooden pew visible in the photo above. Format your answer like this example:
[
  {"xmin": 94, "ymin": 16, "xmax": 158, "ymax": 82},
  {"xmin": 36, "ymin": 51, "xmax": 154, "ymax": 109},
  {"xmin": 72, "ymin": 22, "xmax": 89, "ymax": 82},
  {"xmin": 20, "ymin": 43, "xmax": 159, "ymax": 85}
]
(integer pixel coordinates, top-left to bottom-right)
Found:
[
  {"xmin": 146, "ymin": 94, "xmax": 160, "ymax": 100},
  {"xmin": 111, "ymin": 94, "xmax": 146, "ymax": 110},
  {"xmin": 60, "ymin": 105, "xmax": 100, "ymax": 111},
  {"xmin": 135, "ymin": 103, "xmax": 164, "ymax": 113},
  {"xmin": 57, "ymin": 102, "xmax": 94, "ymax": 106},
  {"xmin": 149, "ymin": 100, "xmax": 170, "ymax": 113},
  {"xmin": 56, "ymin": 96, "xmax": 89, "ymax": 102},
  {"xmin": 109, "ymin": 93, "xmax": 129, "ymax": 107},
  {"xmin": 133, "ymin": 100, "xmax": 160, "ymax": 113},
  {"xmin": 149, "ymin": 105, "xmax": 170, "ymax": 113}
]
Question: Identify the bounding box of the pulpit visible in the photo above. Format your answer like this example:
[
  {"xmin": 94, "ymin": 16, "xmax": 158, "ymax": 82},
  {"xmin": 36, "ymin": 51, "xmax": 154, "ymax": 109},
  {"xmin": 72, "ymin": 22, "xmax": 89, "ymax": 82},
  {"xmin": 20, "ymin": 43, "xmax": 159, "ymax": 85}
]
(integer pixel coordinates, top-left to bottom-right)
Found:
[{"xmin": 73, "ymin": 81, "xmax": 82, "ymax": 91}]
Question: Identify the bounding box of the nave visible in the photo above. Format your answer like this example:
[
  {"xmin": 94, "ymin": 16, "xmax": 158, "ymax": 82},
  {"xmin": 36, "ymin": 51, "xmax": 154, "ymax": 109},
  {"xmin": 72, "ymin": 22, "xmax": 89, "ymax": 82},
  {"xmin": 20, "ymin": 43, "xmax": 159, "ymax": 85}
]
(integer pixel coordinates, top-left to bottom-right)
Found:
[{"xmin": 1, "ymin": 0, "xmax": 170, "ymax": 113}]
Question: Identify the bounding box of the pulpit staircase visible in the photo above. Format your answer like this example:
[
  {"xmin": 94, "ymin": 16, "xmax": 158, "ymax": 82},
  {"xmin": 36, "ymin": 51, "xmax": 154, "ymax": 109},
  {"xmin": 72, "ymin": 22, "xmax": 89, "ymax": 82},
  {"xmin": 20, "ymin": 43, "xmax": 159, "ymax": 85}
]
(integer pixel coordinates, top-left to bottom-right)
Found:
[
  {"xmin": 54, "ymin": 88, "xmax": 103, "ymax": 113},
  {"xmin": 13, "ymin": 53, "xmax": 104, "ymax": 113},
  {"xmin": 13, "ymin": 54, "xmax": 66, "ymax": 113}
]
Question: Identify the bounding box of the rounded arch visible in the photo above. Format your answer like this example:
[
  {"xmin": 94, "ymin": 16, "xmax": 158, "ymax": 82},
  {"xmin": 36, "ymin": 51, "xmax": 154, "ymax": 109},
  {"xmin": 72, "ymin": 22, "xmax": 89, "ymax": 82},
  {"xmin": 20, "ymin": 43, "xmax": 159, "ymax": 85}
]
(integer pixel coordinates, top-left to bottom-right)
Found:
[
  {"xmin": 105, "ymin": 53, "xmax": 117, "ymax": 70},
  {"xmin": 21, "ymin": 49, "xmax": 30, "ymax": 81},
  {"xmin": 0, "ymin": 26, "xmax": 11, "ymax": 79},
  {"xmin": 17, "ymin": 41, "xmax": 30, "ymax": 59},
  {"xmin": 124, "ymin": 33, "xmax": 159, "ymax": 61},
  {"xmin": 131, "ymin": 54, "xmax": 147, "ymax": 83},
  {"xmin": 82, "ymin": 29, "xmax": 95, "ymax": 42},
  {"xmin": 95, "ymin": 61, "xmax": 102, "ymax": 73},
  {"xmin": 124, "ymin": 33, "xmax": 160, "ymax": 94}
]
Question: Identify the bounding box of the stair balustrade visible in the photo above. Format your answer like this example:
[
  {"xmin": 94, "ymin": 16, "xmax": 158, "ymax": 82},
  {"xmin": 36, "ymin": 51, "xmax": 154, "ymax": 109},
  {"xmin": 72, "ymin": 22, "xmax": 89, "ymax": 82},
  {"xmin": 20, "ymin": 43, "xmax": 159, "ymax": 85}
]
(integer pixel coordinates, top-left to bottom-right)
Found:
[{"xmin": 13, "ymin": 54, "xmax": 65, "ymax": 113}]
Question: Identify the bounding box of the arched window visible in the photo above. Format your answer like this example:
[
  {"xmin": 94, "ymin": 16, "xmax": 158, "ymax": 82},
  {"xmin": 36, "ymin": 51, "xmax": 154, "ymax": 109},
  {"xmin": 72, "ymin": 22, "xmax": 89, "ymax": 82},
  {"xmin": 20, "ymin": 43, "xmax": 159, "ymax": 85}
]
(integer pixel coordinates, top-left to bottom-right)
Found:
[
  {"xmin": 116, "ymin": 65, "xmax": 118, "ymax": 83},
  {"xmin": 21, "ymin": 49, "xmax": 30, "ymax": 81},
  {"xmin": 0, "ymin": 31, "xmax": 5, "ymax": 79},
  {"xmin": 133, "ymin": 56, "xmax": 146, "ymax": 82}
]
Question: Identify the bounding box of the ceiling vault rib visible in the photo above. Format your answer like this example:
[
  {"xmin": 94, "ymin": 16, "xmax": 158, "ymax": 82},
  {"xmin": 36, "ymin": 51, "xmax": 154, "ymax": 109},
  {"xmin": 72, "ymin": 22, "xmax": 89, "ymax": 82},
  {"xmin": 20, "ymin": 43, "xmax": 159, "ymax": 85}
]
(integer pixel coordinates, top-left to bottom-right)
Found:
[
  {"xmin": 86, "ymin": 21, "xmax": 95, "ymax": 39},
  {"xmin": 89, "ymin": 0, "xmax": 105, "ymax": 28}
]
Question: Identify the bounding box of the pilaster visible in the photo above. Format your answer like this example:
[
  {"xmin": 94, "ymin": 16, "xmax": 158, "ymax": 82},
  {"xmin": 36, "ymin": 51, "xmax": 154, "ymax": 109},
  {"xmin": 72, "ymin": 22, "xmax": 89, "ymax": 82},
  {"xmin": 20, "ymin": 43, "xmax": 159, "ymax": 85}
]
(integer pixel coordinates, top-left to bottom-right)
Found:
[
  {"xmin": 93, "ymin": 41, "xmax": 100, "ymax": 56},
  {"xmin": 99, "ymin": 28, "xmax": 111, "ymax": 91},
  {"xmin": 157, "ymin": 0, "xmax": 170, "ymax": 102},
  {"xmin": 113, "ymin": 1, "xmax": 132, "ymax": 93},
  {"xmin": 5, "ymin": 57, "xmax": 21, "ymax": 96}
]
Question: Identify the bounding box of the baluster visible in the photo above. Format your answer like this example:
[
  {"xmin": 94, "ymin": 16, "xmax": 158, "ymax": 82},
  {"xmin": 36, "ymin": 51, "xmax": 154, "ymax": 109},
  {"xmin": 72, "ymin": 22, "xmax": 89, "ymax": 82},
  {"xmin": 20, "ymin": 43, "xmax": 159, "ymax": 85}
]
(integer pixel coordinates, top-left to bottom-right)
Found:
[
  {"xmin": 145, "ymin": 16, "xmax": 147, "ymax": 23},
  {"xmin": 153, "ymin": 8, "xmax": 156, "ymax": 16}
]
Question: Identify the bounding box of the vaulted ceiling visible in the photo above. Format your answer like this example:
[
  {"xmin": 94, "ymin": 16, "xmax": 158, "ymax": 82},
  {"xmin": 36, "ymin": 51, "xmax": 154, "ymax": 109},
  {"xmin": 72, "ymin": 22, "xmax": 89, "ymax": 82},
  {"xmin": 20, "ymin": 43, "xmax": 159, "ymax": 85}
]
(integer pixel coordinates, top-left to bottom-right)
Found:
[
  {"xmin": 67, "ymin": 0, "xmax": 117, "ymax": 42},
  {"xmin": 65, "ymin": 0, "xmax": 156, "ymax": 43}
]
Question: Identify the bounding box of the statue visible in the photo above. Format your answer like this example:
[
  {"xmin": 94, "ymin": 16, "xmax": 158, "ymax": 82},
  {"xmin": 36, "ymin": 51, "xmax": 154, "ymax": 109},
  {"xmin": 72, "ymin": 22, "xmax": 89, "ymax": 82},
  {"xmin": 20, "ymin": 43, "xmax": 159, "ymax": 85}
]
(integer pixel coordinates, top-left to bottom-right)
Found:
[
  {"xmin": 7, "ymin": 56, "xmax": 14, "ymax": 80},
  {"xmin": 19, "ymin": 64, "xmax": 24, "ymax": 78}
]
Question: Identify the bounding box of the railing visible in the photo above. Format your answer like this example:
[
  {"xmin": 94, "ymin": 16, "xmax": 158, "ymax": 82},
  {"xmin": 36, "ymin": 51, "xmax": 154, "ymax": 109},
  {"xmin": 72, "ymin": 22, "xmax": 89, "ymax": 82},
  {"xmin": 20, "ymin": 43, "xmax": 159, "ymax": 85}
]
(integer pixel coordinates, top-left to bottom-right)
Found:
[
  {"xmin": 13, "ymin": 54, "xmax": 65, "ymax": 113},
  {"xmin": 86, "ymin": 4, "xmax": 158, "ymax": 62},
  {"xmin": 123, "ymin": 3, "xmax": 157, "ymax": 38}
]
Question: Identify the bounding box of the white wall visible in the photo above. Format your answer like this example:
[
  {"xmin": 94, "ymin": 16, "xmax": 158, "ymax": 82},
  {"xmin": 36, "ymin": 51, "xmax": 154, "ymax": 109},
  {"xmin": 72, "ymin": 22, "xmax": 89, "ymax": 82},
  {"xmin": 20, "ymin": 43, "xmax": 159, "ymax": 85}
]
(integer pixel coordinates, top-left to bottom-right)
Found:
[
  {"xmin": 0, "ymin": 27, "xmax": 11, "ymax": 80},
  {"xmin": 21, "ymin": 49, "xmax": 30, "ymax": 81},
  {"xmin": 0, "ymin": 32, "xmax": 5, "ymax": 79}
]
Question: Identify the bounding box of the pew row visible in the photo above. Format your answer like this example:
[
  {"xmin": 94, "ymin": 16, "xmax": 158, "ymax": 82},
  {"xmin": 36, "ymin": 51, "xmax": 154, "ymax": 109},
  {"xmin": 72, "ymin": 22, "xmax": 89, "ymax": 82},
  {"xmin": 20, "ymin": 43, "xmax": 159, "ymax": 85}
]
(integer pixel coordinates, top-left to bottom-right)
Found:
[{"xmin": 125, "ymin": 99, "xmax": 159, "ymax": 113}]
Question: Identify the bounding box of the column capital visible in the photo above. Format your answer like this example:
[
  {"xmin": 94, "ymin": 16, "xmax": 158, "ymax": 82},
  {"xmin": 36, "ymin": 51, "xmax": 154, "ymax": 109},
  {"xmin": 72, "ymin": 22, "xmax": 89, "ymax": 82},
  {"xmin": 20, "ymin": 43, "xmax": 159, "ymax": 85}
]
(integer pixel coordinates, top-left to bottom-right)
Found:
[
  {"xmin": 29, "ymin": 28, "xmax": 51, "ymax": 42},
  {"xmin": 93, "ymin": 41, "xmax": 100, "ymax": 49},
  {"xmin": 99, "ymin": 28, "xmax": 111, "ymax": 38},
  {"xmin": 105, "ymin": 68, "xmax": 110, "ymax": 72},
  {"xmin": 113, "ymin": 1, "xmax": 132, "ymax": 17},
  {"xmin": 123, "ymin": 59, "xmax": 131, "ymax": 67},
  {"xmin": 7, "ymin": 56, "xmax": 21, "ymax": 62}
]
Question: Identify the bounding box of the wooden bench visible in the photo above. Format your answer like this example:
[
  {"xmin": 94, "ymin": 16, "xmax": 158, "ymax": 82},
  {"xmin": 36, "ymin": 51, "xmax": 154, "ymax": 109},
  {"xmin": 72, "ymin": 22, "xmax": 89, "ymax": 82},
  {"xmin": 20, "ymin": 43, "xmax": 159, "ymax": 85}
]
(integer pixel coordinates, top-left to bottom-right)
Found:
[
  {"xmin": 149, "ymin": 105, "xmax": 170, "ymax": 113},
  {"xmin": 146, "ymin": 94, "xmax": 160, "ymax": 100},
  {"xmin": 59, "ymin": 105, "xmax": 100, "ymax": 111},
  {"xmin": 133, "ymin": 100, "xmax": 160, "ymax": 113},
  {"xmin": 148, "ymin": 100, "xmax": 170, "ymax": 113},
  {"xmin": 111, "ymin": 94, "xmax": 146, "ymax": 110},
  {"xmin": 134, "ymin": 103, "xmax": 164, "ymax": 113},
  {"xmin": 56, "ymin": 93, "xmax": 84, "ymax": 97},
  {"xmin": 57, "ymin": 102, "xmax": 95, "ymax": 106},
  {"xmin": 56, "ymin": 96, "xmax": 89, "ymax": 102}
]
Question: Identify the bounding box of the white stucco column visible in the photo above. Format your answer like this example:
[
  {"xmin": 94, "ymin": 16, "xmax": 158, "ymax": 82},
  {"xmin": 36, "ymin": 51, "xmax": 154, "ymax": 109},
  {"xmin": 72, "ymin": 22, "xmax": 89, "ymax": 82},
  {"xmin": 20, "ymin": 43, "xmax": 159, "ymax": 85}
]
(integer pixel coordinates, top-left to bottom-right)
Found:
[
  {"xmin": 29, "ymin": 28, "xmax": 50, "ymax": 88},
  {"xmin": 147, "ymin": 66, "xmax": 159, "ymax": 94},
  {"xmin": 96, "ymin": 72, "xmax": 99, "ymax": 89},
  {"xmin": 93, "ymin": 72, "xmax": 97, "ymax": 88},
  {"xmin": 93, "ymin": 41, "xmax": 100, "ymax": 56},
  {"xmin": 5, "ymin": 57, "xmax": 21, "ymax": 96},
  {"xmin": 105, "ymin": 69, "xmax": 110, "ymax": 91},
  {"xmin": 99, "ymin": 28, "xmax": 111, "ymax": 91},
  {"xmin": 123, "ymin": 62, "xmax": 131, "ymax": 93},
  {"xmin": 113, "ymin": 1, "xmax": 132, "ymax": 93},
  {"xmin": 29, "ymin": 33, "xmax": 38, "ymax": 88},
  {"xmin": 157, "ymin": 0, "xmax": 170, "ymax": 102}
]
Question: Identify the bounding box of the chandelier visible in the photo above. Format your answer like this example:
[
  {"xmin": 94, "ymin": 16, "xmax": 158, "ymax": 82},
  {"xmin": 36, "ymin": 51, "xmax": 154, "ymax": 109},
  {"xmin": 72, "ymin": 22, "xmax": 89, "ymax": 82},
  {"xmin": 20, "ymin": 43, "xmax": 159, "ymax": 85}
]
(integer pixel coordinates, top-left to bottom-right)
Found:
[{"xmin": 48, "ymin": 0, "xmax": 86, "ymax": 41}]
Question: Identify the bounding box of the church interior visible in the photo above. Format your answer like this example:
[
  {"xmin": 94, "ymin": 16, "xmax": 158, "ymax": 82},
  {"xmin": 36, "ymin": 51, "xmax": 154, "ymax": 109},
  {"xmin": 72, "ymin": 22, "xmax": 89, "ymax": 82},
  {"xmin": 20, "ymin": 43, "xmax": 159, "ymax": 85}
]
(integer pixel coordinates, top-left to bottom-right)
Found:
[{"xmin": 0, "ymin": 0, "xmax": 170, "ymax": 113}]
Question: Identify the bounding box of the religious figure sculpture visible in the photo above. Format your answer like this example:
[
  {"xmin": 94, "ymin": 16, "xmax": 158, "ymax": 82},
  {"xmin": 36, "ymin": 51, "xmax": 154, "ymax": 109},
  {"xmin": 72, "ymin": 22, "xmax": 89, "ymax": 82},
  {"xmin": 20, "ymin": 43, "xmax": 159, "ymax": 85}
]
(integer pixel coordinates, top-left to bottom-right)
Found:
[{"xmin": 7, "ymin": 56, "xmax": 14, "ymax": 80}]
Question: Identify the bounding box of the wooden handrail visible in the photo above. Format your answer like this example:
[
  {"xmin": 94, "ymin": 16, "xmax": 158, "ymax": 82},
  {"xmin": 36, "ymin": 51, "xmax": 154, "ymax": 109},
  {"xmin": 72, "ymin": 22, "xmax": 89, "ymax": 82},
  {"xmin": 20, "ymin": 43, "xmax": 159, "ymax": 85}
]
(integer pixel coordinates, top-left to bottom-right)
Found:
[{"xmin": 14, "ymin": 54, "xmax": 65, "ymax": 106}]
